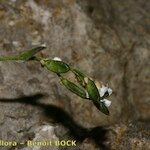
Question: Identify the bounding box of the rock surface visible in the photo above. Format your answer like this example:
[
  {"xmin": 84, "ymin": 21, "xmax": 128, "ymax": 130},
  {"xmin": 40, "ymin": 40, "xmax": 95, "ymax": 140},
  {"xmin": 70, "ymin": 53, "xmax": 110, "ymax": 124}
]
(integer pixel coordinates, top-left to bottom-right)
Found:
[{"xmin": 0, "ymin": 0, "xmax": 149, "ymax": 149}]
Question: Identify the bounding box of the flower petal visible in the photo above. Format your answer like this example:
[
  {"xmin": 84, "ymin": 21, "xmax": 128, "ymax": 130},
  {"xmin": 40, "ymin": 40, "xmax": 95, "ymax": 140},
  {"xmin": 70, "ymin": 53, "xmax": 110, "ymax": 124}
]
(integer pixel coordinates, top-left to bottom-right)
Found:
[
  {"xmin": 99, "ymin": 85, "xmax": 108, "ymax": 97},
  {"xmin": 100, "ymin": 99, "xmax": 111, "ymax": 107},
  {"xmin": 108, "ymin": 88, "xmax": 113, "ymax": 95},
  {"xmin": 53, "ymin": 57, "xmax": 62, "ymax": 61}
]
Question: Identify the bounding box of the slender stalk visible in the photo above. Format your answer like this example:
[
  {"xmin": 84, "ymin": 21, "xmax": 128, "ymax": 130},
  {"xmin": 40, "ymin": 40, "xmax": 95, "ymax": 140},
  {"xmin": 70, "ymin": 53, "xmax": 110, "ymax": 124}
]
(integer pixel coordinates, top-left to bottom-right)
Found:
[{"xmin": 0, "ymin": 56, "xmax": 20, "ymax": 61}]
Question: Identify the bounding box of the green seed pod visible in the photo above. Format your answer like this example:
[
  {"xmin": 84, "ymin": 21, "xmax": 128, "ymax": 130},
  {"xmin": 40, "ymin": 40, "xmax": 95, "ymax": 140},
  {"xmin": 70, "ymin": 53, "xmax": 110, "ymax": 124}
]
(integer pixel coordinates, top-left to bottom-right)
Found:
[
  {"xmin": 61, "ymin": 77, "xmax": 87, "ymax": 99},
  {"xmin": 43, "ymin": 60, "xmax": 70, "ymax": 74},
  {"xmin": 93, "ymin": 102, "xmax": 109, "ymax": 115},
  {"xmin": 85, "ymin": 78, "xmax": 100, "ymax": 103}
]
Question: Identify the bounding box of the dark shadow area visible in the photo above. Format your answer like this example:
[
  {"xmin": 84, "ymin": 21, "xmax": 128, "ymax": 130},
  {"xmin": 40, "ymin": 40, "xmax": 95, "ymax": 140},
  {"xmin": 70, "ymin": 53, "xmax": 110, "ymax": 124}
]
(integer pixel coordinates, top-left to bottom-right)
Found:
[{"xmin": 0, "ymin": 94, "xmax": 109, "ymax": 150}]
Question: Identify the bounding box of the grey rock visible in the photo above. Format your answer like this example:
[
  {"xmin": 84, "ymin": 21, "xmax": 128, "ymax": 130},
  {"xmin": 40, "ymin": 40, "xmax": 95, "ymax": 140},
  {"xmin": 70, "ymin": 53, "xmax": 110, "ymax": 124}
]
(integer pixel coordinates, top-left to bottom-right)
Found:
[{"xmin": 0, "ymin": 0, "xmax": 149, "ymax": 149}]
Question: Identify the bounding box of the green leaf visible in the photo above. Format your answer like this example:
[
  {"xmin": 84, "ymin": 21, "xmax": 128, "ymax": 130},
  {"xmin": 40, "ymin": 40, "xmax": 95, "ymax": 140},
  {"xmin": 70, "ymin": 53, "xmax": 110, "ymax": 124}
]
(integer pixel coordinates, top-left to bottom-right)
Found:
[
  {"xmin": 18, "ymin": 45, "xmax": 46, "ymax": 61},
  {"xmin": 61, "ymin": 77, "xmax": 87, "ymax": 99},
  {"xmin": 93, "ymin": 101, "xmax": 109, "ymax": 115},
  {"xmin": 0, "ymin": 45, "xmax": 46, "ymax": 61},
  {"xmin": 72, "ymin": 69, "xmax": 86, "ymax": 87},
  {"xmin": 43, "ymin": 60, "xmax": 70, "ymax": 74},
  {"xmin": 86, "ymin": 78, "xmax": 100, "ymax": 102}
]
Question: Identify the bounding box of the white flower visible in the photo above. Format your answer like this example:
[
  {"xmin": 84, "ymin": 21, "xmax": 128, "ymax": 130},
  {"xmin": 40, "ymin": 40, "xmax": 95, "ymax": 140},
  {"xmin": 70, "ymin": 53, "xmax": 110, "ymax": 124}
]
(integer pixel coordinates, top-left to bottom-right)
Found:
[
  {"xmin": 95, "ymin": 82, "xmax": 112, "ymax": 107},
  {"xmin": 53, "ymin": 57, "xmax": 62, "ymax": 61},
  {"xmin": 100, "ymin": 99, "xmax": 111, "ymax": 107},
  {"xmin": 96, "ymin": 84, "xmax": 113, "ymax": 97}
]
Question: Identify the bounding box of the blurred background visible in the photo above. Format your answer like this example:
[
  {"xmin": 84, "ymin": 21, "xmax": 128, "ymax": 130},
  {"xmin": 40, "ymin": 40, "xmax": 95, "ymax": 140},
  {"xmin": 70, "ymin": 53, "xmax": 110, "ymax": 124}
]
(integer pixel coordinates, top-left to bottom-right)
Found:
[{"xmin": 0, "ymin": 0, "xmax": 149, "ymax": 149}]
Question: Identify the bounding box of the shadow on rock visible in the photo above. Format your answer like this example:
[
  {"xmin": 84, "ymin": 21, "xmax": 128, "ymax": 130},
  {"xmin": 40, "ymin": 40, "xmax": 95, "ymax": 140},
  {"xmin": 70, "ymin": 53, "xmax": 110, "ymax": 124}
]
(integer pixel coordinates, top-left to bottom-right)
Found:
[{"xmin": 0, "ymin": 94, "xmax": 109, "ymax": 149}]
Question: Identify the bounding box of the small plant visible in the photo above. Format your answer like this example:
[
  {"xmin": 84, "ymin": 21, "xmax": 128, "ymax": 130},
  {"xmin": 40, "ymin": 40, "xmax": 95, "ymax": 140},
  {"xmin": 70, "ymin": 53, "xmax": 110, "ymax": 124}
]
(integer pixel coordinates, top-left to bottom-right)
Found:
[{"xmin": 0, "ymin": 45, "xmax": 112, "ymax": 115}]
